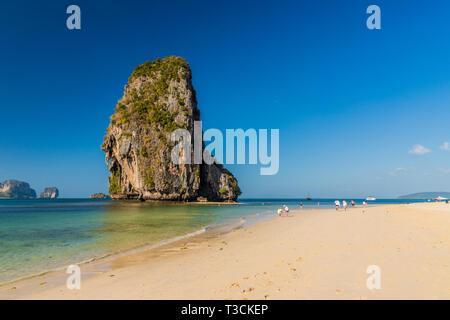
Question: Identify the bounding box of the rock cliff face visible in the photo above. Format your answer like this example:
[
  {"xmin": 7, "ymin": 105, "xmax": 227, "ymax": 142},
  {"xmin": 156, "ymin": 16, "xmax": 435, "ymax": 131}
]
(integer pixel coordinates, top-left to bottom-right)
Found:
[
  {"xmin": 0, "ymin": 180, "xmax": 36, "ymax": 199},
  {"xmin": 40, "ymin": 187, "xmax": 59, "ymax": 199},
  {"xmin": 102, "ymin": 56, "xmax": 240, "ymax": 201}
]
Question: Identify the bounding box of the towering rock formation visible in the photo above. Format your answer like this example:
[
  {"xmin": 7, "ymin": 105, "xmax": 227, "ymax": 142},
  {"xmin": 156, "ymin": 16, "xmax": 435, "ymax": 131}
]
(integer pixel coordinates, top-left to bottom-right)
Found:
[
  {"xmin": 40, "ymin": 187, "xmax": 59, "ymax": 199},
  {"xmin": 0, "ymin": 180, "xmax": 36, "ymax": 199},
  {"xmin": 102, "ymin": 56, "xmax": 241, "ymax": 201}
]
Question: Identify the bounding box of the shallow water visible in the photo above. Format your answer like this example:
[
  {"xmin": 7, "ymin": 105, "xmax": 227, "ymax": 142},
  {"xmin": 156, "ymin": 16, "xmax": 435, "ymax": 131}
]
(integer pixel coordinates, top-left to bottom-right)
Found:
[{"xmin": 0, "ymin": 198, "xmax": 423, "ymax": 283}]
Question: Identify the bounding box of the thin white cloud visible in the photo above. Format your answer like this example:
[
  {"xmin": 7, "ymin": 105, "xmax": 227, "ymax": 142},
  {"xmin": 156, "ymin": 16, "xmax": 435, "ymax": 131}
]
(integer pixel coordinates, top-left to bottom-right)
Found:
[
  {"xmin": 390, "ymin": 167, "xmax": 407, "ymax": 176},
  {"xmin": 440, "ymin": 142, "xmax": 450, "ymax": 151},
  {"xmin": 437, "ymin": 168, "xmax": 450, "ymax": 175},
  {"xmin": 409, "ymin": 144, "xmax": 431, "ymax": 155}
]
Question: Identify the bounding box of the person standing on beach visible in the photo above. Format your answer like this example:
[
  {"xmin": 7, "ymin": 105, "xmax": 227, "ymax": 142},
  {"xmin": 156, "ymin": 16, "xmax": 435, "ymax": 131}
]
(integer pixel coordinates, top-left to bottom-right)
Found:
[
  {"xmin": 299, "ymin": 202, "xmax": 303, "ymax": 209},
  {"xmin": 351, "ymin": 200, "xmax": 355, "ymax": 208},
  {"xmin": 284, "ymin": 205, "xmax": 290, "ymax": 216},
  {"xmin": 335, "ymin": 200, "xmax": 340, "ymax": 211},
  {"xmin": 343, "ymin": 200, "xmax": 348, "ymax": 211}
]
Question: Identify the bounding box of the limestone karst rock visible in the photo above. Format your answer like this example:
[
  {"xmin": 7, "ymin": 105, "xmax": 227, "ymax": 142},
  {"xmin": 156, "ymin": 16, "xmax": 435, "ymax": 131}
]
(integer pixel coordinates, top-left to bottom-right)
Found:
[
  {"xmin": 90, "ymin": 193, "xmax": 110, "ymax": 199},
  {"xmin": 40, "ymin": 187, "xmax": 59, "ymax": 199},
  {"xmin": 0, "ymin": 180, "xmax": 37, "ymax": 199},
  {"xmin": 102, "ymin": 56, "xmax": 241, "ymax": 201}
]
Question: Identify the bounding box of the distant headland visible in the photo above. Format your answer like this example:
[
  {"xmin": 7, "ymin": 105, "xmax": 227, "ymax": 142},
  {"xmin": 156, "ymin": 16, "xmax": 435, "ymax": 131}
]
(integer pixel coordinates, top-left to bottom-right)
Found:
[
  {"xmin": 0, "ymin": 180, "xmax": 59, "ymax": 199},
  {"xmin": 398, "ymin": 192, "xmax": 450, "ymax": 199},
  {"xmin": 0, "ymin": 180, "xmax": 36, "ymax": 199}
]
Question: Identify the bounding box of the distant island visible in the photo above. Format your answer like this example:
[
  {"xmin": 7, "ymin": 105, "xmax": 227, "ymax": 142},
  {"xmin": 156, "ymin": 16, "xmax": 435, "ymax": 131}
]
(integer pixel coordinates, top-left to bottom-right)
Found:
[
  {"xmin": 40, "ymin": 187, "xmax": 59, "ymax": 199},
  {"xmin": 90, "ymin": 193, "xmax": 110, "ymax": 199},
  {"xmin": 0, "ymin": 180, "xmax": 62, "ymax": 200},
  {"xmin": 398, "ymin": 192, "xmax": 450, "ymax": 199},
  {"xmin": 0, "ymin": 180, "xmax": 36, "ymax": 199}
]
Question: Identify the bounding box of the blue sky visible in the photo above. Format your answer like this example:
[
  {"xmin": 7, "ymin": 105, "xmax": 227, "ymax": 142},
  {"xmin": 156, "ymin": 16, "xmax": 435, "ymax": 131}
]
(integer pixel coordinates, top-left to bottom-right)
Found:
[{"xmin": 1, "ymin": 0, "xmax": 450, "ymax": 198}]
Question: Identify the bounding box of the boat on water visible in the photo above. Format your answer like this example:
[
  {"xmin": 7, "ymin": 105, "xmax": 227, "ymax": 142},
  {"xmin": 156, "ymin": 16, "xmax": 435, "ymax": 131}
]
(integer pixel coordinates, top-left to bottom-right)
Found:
[{"xmin": 366, "ymin": 197, "xmax": 376, "ymax": 201}]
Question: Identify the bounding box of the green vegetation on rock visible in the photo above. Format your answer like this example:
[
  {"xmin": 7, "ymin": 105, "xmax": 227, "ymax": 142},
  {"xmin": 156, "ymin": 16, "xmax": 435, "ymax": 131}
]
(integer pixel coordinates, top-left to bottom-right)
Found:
[
  {"xmin": 109, "ymin": 168, "xmax": 121, "ymax": 194},
  {"xmin": 142, "ymin": 166, "xmax": 156, "ymax": 190},
  {"xmin": 224, "ymin": 171, "xmax": 242, "ymax": 196},
  {"xmin": 102, "ymin": 56, "xmax": 241, "ymax": 201},
  {"xmin": 129, "ymin": 56, "xmax": 190, "ymax": 82},
  {"xmin": 111, "ymin": 56, "xmax": 189, "ymax": 137}
]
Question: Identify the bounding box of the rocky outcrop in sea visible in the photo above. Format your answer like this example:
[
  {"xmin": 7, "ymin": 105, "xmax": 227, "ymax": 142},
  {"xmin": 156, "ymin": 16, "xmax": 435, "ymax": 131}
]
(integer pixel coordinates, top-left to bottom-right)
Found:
[
  {"xmin": 90, "ymin": 193, "xmax": 110, "ymax": 199},
  {"xmin": 0, "ymin": 180, "xmax": 37, "ymax": 199},
  {"xmin": 40, "ymin": 187, "xmax": 59, "ymax": 199},
  {"xmin": 102, "ymin": 56, "xmax": 241, "ymax": 201}
]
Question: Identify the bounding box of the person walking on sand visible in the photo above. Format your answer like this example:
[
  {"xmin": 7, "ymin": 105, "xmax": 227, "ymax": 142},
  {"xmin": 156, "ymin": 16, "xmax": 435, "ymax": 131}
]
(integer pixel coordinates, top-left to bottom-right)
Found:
[
  {"xmin": 351, "ymin": 200, "xmax": 355, "ymax": 208},
  {"xmin": 335, "ymin": 200, "xmax": 340, "ymax": 211},
  {"xmin": 299, "ymin": 202, "xmax": 303, "ymax": 209},
  {"xmin": 343, "ymin": 200, "xmax": 348, "ymax": 212}
]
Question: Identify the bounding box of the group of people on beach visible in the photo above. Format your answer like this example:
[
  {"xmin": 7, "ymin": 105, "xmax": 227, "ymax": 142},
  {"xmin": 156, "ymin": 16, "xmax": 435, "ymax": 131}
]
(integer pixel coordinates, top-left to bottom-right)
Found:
[
  {"xmin": 277, "ymin": 205, "xmax": 290, "ymax": 217},
  {"xmin": 278, "ymin": 200, "xmax": 368, "ymax": 216},
  {"xmin": 334, "ymin": 200, "xmax": 367, "ymax": 211}
]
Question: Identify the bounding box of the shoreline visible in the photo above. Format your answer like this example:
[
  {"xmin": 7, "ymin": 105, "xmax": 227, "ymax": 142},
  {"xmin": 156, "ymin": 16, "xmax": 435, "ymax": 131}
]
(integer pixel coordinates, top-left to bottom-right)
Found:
[
  {"xmin": 0, "ymin": 203, "xmax": 274, "ymax": 288},
  {"xmin": 0, "ymin": 227, "xmax": 210, "ymax": 288},
  {"xmin": 0, "ymin": 204, "xmax": 400, "ymax": 294},
  {"xmin": 0, "ymin": 212, "xmax": 261, "ymax": 297},
  {"xmin": 2, "ymin": 202, "xmax": 450, "ymax": 299}
]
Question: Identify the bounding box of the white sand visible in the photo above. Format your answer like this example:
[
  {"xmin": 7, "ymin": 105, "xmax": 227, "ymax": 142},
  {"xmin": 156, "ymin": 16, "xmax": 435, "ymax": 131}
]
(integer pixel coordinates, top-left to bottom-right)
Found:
[{"xmin": 1, "ymin": 202, "xmax": 450, "ymax": 299}]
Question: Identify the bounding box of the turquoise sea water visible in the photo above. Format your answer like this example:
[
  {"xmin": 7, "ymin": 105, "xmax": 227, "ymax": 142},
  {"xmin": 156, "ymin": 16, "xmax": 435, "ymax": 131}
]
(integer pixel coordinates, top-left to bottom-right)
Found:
[{"xmin": 0, "ymin": 198, "xmax": 424, "ymax": 284}]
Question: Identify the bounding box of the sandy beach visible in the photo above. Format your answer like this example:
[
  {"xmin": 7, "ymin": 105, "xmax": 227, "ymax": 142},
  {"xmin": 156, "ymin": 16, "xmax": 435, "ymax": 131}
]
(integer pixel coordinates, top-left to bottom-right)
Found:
[{"xmin": 1, "ymin": 202, "xmax": 450, "ymax": 300}]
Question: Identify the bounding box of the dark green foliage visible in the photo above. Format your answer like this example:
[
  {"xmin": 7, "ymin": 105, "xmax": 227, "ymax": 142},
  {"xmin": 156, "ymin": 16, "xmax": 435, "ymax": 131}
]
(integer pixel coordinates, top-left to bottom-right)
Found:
[
  {"xmin": 195, "ymin": 166, "xmax": 200, "ymax": 178},
  {"xmin": 110, "ymin": 56, "xmax": 189, "ymax": 134},
  {"xmin": 143, "ymin": 167, "xmax": 155, "ymax": 190},
  {"xmin": 158, "ymin": 132, "xmax": 167, "ymax": 145},
  {"xmin": 109, "ymin": 168, "xmax": 121, "ymax": 194},
  {"xmin": 149, "ymin": 104, "xmax": 178, "ymax": 132},
  {"xmin": 224, "ymin": 171, "xmax": 242, "ymax": 196},
  {"xmin": 129, "ymin": 56, "xmax": 190, "ymax": 82},
  {"xmin": 144, "ymin": 175, "xmax": 155, "ymax": 189},
  {"xmin": 120, "ymin": 131, "xmax": 132, "ymax": 138},
  {"xmin": 140, "ymin": 147, "xmax": 148, "ymax": 157},
  {"xmin": 233, "ymin": 184, "xmax": 242, "ymax": 196}
]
